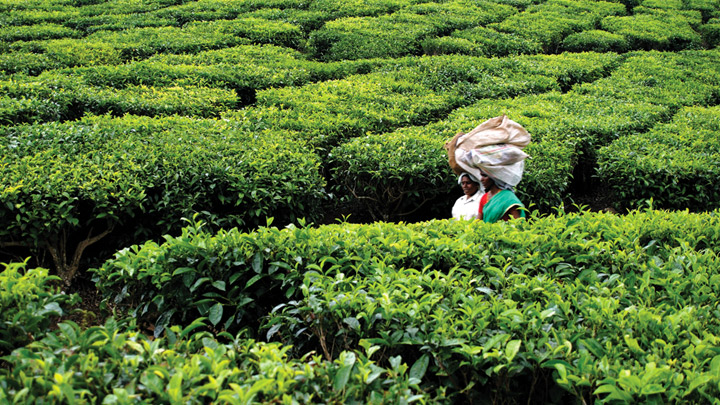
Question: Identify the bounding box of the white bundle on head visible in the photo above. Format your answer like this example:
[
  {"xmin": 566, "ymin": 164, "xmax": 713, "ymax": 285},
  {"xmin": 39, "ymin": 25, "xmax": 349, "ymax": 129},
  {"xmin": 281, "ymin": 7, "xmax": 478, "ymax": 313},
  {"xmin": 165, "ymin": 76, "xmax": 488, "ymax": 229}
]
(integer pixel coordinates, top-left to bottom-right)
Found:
[{"xmin": 446, "ymin": 115, "xmax": 531, "ymax": 190}]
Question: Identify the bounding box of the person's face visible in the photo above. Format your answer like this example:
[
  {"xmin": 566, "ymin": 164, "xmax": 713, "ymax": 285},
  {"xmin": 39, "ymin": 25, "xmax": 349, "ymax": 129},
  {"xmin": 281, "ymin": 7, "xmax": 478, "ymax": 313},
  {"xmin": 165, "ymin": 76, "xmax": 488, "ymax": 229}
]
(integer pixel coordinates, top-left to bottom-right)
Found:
[
  {"xmin": 479, "ymin": 171, "xmax": 494, "ymax": 191},
  {"xmin": 460, "ymin": 175, "xmax": 479, "ymax": 197}
]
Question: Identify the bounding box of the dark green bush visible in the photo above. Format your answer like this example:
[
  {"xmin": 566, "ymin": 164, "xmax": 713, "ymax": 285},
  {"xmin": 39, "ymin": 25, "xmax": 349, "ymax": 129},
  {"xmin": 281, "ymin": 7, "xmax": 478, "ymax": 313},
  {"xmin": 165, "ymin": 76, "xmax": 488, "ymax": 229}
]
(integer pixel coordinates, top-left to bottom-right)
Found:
[
  {"xmin": 701, "ymin": 17, "xmax": 720, "ymax": 47},
  {"xmin": 574, "ymin": 49, "xmax": 720, "ymax": 109},
  {"xmin": 307, "ymin": 13, "xmax": 437, "ymax": 61},
  {"xmin": 308, "ymin": 0, "xmax": 410, "ymax": 19},
  {"xmin": 329, "ymin": 128, "xmax": 455, "ymax": 221},
  {"xmin": 0, "ymin": 115, "xmax": 326, "ymax": 285},
  {"xmin": 228, "ymin": 69, "xmax": 458, "ymax": 150},
  {"xmin": 92, "ymin": 209, "xmax": 720, "ymax": 402},
  {"xmin": 0, "ymin": 261, "xmax": 79, "ymax": 355}
]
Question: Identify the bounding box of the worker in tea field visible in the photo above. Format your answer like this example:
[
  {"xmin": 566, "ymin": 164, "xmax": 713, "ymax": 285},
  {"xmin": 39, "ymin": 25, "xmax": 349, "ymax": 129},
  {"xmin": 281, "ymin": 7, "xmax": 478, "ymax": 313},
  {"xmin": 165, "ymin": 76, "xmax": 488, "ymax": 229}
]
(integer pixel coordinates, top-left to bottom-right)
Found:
[
  {"xmin": 476, "ymin": 168, "xmax": 525, "ymax": 222},
  {"xmin": 445, "ymin": 115, "xmax": 531, "ymax": 222},
  {"xmin": 452, "ymin": 172, "xmax": 482, "ymax": 220}
]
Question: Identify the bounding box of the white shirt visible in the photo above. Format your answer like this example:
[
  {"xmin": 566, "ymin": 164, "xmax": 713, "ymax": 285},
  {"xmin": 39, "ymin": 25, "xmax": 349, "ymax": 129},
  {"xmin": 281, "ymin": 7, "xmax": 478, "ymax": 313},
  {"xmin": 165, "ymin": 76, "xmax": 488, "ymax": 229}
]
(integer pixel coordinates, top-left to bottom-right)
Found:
[{"xmin": 452, "ymin": 191, "xmax": 481, "ymax": 220}]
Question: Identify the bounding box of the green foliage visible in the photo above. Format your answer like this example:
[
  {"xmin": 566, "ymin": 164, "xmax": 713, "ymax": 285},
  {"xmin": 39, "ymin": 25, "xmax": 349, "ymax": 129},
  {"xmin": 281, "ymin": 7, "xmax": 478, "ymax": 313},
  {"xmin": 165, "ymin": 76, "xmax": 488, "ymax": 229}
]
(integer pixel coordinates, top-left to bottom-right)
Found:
[
  {"xmin": 0, "ymin": 23, "xmax": 80, "ymax": 42},
  {"xmin": 228, "ymin": 69, "xmax": 458, "ymax": 150},
  {"xmin": 423, "ymin": 26, "xmax": 542, "ymax": 57},
  {"xmin": 0, "ymin": 115, "xmax": 326, "ymax": 284},
  {"xmin": 329, "ymin": 127, "xmax": 455, "ymax": 221},
  {"xmin": 308, "ymin": 0, "xmax": 411, "ymax": 19},
  {"xmin": 0, "ymin": 73, "xmax": 240, "ymax": 124},
  {"xmin": 91, "ymin": 209, "xmax": 720, "ymax": 402},
  {"xmin": 575, "ymin": 49, "xmax": 720, "ymax": 109},
  {"xmin": 601, "ymin": 8, "xmax": 703, "ymax": 51},
  {"xmin": 307, "ymin": 13, "xmax": 438, "ymax": 61},
  {"xmin": 0, "ymin": 318, "xmax": 428, "ymax": 403},
  {"xmin": 701, "ymin": 17, "xmax": 720, "ymax": 47},
  {"xmin": 597, "ymin": 105, "xmax": 720, "ymax": 210},
  {"xmin": 561, "ymin": 29, "xmax": 629, "ymax": 52},
  {"xmin": 308, "ymin": 1, "xmax": 517, "ymax": 61},
  {"xmin": 491, "ymin": 0, "xmax": 627, "ymax": 52},
  {"xmin": 0, "ymin": 260, "xmax": 79, "ymax": 354}
]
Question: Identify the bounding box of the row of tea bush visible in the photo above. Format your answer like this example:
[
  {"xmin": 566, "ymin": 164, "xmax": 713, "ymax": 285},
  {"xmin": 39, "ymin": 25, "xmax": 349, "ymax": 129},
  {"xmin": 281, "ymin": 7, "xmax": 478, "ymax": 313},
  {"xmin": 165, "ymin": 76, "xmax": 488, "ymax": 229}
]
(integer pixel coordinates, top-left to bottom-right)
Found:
[
  {"xmin": 1, "ymin": 0, "xmax": 718, "ymax": 68},
  {"xmin": 3, "ymin": 208, "xmax": 720, "ymax": 402}
]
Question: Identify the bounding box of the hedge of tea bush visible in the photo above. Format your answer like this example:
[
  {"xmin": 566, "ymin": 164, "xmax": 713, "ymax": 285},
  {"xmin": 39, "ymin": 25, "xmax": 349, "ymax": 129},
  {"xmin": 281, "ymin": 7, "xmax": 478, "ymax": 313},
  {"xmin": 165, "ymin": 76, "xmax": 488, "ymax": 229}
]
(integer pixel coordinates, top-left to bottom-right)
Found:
[
  {"xmin": 600, "ymin": 8, "xmax": 703, "ymax": 51},
  {"xmin": 0, "ymin": 72, "xmax": 240, "ymax": 124},
  {"xmin": 0, "ymin": 261, "xmax": 78, "ymax": 355},
  {"xmin": 574, "ymin": 49, "xmax": 720, "ymax": 110},
  {"xmin": 597, "ymin": 105, "xmax": 720, "ymax": 211},
  {"xmin": 488, "ymin": 0, "xmax": 627, "ymax": 52},
  {"xmin": 87, "ymin": 208, "xmax": 720, "ymax": 402},
  {"xmin": 306, "ymin": 1, "xmax": 516, "ymax": 61},
  {"xmin": 0, "ymin": 317, "xmax": 429, "ymax": 404},
  {"xmin": 0, "ymin": 114, "xmax": 325, "ymax": 284},
  {"xmin": 329, "ymin": 127, "xmax": 456, "ymax": 221},
  {"xmin": 422, "ymin": 26, "xmax": 542, "ymax": 57}
]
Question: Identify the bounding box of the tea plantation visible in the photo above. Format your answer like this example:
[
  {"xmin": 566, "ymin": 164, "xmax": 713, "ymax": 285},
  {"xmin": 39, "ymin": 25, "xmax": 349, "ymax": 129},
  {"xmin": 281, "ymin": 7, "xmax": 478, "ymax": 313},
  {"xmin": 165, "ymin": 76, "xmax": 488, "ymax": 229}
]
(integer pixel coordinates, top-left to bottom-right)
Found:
[{"xmin": 1, "ymin": 0, "xmax": 720, "ymax": 403}]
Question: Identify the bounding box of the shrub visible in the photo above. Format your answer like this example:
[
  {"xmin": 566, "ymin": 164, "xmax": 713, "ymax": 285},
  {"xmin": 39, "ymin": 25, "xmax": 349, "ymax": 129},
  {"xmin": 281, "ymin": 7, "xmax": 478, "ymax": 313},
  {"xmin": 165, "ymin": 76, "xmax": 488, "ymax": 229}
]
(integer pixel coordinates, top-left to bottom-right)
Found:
[
  {"xmin": 596, "ymin": 105, "xmax": 720, "ymax": 210},
  {"xmin": 0, "ymin": 23, "xmax": 80, "ymax": 42},
  {"xmin": 329, "ymin": 128, "xmax": 455, "ymax": 221},
  {"xmin": 7, "ymin": 38, "xmax": 123, "ymax": 70},
  {"xmin": 601, "ymin": 10, "xmax": 703, "ymax": 51},
  {"xmin": 0, "ymin": 115, "xmax": 326, "ymax": 285},
  {"xmin": 423, "ymin": 26, "xmax": 542, "ymax": 57},
  {"xmin": 0, "ymin": 261, "xmax": 79, "ymax": 355},
  {"xmin": 307, "ymin": 13, "xmax": 437, "ymax": 61},
  {"xmin": 93, "ymin": 209, "xmax": 720, "ymax": 402},
  {"xmin": 0, "ymin": 73, "xmax": 241, "ymax": 124},
  {"xmin": 490, "ymin": 0, "xmax": 626, "ymax": 52},
  {"xmin": 228, "ymin": 69, "xmax": 458, "ymax": 150},
  {"xmin": 0, "ymin": 318, "xmax": 429, "ymax": 403},
  {"xmin": 574, "ymin": 49, "xmax": 720, "ymax": 109},
  {"xmin": 308, "ymin": 0, "xmax": 410, "ymax": 19},
  {"xmin": 701, "ymin": 17, "xmax": 720, "ymax": 48},
  {"xmin": 561, "ymin": 29, "xmax": 629, "ymax": 52}
]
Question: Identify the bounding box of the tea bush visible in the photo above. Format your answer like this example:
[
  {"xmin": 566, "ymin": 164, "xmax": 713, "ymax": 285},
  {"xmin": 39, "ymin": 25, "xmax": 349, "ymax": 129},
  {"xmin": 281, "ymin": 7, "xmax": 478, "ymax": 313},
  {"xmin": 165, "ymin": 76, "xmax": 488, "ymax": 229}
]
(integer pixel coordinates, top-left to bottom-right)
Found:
[
  {"xmin": 701, "ymin": 17, "xmax": 720, "ymax": 47},
  {"xmin": 4, "ymin": 38, "xmax": 123, "ymax": 72},
  {"xmin": 0, "ymin": 73, "xmax": 240, "ymax": 124},
  {"xmin": 596, "ymin": 105, "xmax": 720, "ymax": 210},
  {"xmin": 422, "ymin": 26, "xmax": 542, "ymax": 57},
  {"xmin": 0, "ymin": 318, "xmax": 429, "ymax": 403},
  {"xmin": 227, "ymin": 69, "xmax": 459, "ymax": 150},
  {"xmin": 307, "ymin": 1, "xmax": 516, "ymax": 61},
  {"xmin": 0, "ymin": 261, "xmax": 79, "ymax": 355},
  {"xmin": 0, "ymin": 114, "xmax": 326, "ymax": 285},
  {"xmin": 151, "ymin": 0, "xmax": 311, "ymax": 26},
  {"xmin": 489, "ymin": 0, "xmax": 626, "ymax": 52},
  {"xmin": 561, "ymin": 29, "xmax": 629, "ymax": 52},
  {"xmin": 601, "ymin": 8, "xmax": 703, "ymax": 51},
  {"xmin": 308, "ymin": 0, "xmax": 410, "ymax": 19},
  {"xmin": 92, "ymin": 209, "xmax": 720, "ymax": 402},
  {"xmin": 0, "ymin": 23, "xmax": 80, "ymax": 42},
  {"xmin": 574, "ymin": 49, "xmax": 720, "ymax": 109},
  {"xmin": 329, "ymin": 127, "xmax": 455, "ymax": 221},
  {"xmin": 66, "ymin": 12, "xmax": 178, "ymax": 34}
]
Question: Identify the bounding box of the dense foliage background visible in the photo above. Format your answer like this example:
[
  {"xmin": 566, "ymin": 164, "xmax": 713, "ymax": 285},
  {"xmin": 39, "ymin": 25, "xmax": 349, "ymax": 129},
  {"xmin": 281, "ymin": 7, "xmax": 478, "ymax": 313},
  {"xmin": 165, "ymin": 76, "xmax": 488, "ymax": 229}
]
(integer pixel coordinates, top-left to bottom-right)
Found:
[{"xmin": 1, "ymin": 0, "xmax": 720, "ymax": 403}]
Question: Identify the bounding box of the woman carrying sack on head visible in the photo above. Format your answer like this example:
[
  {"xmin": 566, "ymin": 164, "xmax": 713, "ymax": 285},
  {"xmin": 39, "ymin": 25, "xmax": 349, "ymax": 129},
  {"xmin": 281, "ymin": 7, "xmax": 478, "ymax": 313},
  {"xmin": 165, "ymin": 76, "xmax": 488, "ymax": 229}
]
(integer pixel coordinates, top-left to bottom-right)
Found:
[{"xmin": 444, "ymin": 115, "xmax": 530, "ymax": 223}]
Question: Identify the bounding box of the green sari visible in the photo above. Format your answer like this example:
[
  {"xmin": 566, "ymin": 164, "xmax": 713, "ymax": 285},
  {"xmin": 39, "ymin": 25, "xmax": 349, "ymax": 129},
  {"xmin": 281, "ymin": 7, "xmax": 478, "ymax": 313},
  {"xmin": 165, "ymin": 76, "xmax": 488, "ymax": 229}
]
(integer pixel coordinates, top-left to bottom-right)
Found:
[{"xmin": 482, "ymin": 190, "xmax": 525, "ymax": 223}]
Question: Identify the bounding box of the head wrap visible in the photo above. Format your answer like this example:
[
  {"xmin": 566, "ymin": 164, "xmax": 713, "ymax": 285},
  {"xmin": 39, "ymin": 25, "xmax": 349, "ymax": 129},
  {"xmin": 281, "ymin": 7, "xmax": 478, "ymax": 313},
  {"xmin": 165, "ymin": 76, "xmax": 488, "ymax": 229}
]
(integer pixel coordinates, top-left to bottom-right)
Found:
[{"xmin": 457, "ymin": 172, "xmax": 480, "ymax": 185}]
